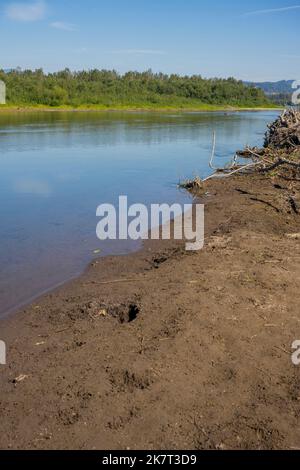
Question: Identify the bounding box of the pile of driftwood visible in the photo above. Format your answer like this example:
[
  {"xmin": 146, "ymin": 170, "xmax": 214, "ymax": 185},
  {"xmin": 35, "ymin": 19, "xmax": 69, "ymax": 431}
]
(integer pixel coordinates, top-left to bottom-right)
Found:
[
  {"xmin": 264, "ymin": 109, "xmax": 300, "ymax": 150},
  {"xmin": 180, "ymin": 109, "xmax": 300, "ymax": 190}
]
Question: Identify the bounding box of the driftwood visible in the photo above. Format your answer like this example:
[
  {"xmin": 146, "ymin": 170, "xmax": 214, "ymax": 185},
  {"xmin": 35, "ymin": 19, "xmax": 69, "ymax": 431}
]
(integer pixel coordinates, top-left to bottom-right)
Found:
[
  {"xmin": 264, "ymin": 109, "xmax": 300, "ymax": 150},
  {"xmin": 179, "ymin": 109, "xmax": 300, "ymax": 190},
  {"xmin": 237, "ymin": 147, "xmax": 265, "ymax": 158}
]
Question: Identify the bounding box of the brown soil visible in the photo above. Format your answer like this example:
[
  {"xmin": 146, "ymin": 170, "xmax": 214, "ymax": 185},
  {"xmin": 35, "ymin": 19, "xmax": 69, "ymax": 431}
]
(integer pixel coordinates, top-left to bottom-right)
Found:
[{"xmin": 0, "ymin": 175, "xmax": 300, "ymax": 450}]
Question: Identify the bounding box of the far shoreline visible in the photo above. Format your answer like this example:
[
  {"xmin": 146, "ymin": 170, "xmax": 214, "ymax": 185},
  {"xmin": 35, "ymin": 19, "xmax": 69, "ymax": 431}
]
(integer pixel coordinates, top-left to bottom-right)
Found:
[{"xmin": 0, "ymin": 104, "xmax": 282, "ymax": 114}]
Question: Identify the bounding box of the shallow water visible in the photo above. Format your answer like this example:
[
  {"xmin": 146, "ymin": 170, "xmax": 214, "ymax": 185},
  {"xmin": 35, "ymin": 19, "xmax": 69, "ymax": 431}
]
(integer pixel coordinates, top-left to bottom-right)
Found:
[{"xmin": 0, "ymin": 110, "xmax": 279, "ymax": 317}]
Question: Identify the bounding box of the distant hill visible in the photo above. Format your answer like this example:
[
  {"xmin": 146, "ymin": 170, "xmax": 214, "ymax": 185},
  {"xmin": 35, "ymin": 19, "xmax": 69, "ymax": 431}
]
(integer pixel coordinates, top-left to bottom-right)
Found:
[
  {"xmin": 244, "ymin": 80, "xmax": 295, "ymax": 105},
  {"xmin": 245, "ymin": 80, "xmax": 294, "ymax": 94}
]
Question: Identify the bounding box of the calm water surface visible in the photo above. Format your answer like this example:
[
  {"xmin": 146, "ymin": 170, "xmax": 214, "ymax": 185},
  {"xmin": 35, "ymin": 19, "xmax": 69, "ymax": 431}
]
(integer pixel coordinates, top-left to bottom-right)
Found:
[{"xmin": 0, "ymin": 110, "xmax": 278, "ymax": 317}]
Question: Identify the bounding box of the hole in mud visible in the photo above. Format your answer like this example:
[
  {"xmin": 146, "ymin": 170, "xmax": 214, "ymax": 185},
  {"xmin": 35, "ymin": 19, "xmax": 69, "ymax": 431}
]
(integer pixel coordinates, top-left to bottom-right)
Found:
[
  {"xmin": 127, "ymin": 304, "xmax": 139, "ymax": 323},
  {"xmin": 116, "ymin": 303, "xmax": 140, "ymax": 324},
  {"xmin": 104, "ymin": 302, "xmax": 140, "ymax": 324},
  {"xmin": 80, "ymin": 300, "xmax": 140, "ymax": 324}
]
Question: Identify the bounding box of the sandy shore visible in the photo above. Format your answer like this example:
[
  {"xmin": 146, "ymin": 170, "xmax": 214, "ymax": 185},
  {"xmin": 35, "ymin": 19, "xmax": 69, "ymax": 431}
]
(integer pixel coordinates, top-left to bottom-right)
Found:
[{"xmin": 0, "ymin": 174, "xmax": 300, "ymax": 450}]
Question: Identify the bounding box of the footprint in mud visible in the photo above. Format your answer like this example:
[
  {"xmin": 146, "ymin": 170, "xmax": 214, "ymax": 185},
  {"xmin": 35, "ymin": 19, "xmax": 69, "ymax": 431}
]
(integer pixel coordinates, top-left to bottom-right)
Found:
[
  {"xmin": 159, "ymin": 308, "xmax": 185, "ymax": 339},
  {"xmin": 107, "ymin": 368, "xmax": 154, "ymax": 393},
  {"xmin": 160, "ymin": 316, "xmax": 181, "ymax": 339},
  {"xmin": 106, "ymin": 406, "xmax": 140, "ymax": 431},
  {"xmin": 193, "ymin": 414, "xmax": 284, "ymax": 450},
  {"xmin": 56, "ymin": 387, "xmax": 94, "ymax": 426},
  {"xmin": 57, "ymin": 407, "xmax": 81, "ymax": 426}
]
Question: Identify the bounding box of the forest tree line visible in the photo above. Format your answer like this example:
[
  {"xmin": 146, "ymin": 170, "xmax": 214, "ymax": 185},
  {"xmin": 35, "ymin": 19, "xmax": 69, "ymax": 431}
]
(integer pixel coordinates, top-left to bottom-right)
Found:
[{"xmin": 0, "ymin": 68, "xmax": 271, "ymax": 108}]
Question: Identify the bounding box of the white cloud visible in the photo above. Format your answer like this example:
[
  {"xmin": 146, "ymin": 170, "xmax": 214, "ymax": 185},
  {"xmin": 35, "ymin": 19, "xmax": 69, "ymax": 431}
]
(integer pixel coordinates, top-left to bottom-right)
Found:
[
  {"xmin": 50, "ymin": 21, "xmax": 76, "ymax": 32},
  {"xmin": 242, "ymin": 5, "xmax": 300, "ymax": 16},
  {"xmin": 5, "ymin": 0, "xmax": 46, "ymax": 22},
  {"xmin": 110, "ymin": 49, "xmax": 166, "ymax": 55}
]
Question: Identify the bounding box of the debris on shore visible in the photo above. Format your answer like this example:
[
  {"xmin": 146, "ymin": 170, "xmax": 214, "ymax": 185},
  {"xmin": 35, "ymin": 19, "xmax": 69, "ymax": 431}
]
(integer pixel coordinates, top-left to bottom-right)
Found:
[
  {"xmin": 264, "ymin": 108, "xmax": 300, "ymax": 150},
  {"xmin": 179, "ymin": 176, "xmax": 203, "ymax": 191},
  {"xmin": 180, "ymin": 109, "xmax": 300, "ymax": 189}
]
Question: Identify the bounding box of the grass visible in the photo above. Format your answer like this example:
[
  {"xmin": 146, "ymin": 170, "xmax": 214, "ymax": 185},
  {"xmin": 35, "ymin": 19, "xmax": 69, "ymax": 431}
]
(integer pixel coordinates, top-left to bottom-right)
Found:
[{"xmin": 0, "ymin": 102, "xmax": 280, "ymax": 113}]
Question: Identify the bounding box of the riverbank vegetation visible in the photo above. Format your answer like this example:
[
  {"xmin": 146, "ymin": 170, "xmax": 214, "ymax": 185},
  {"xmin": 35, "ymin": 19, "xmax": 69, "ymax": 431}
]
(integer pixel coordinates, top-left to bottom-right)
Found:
[{"xmin": 0, "ymin": 69, "xmax": 273, "ymax": 109}]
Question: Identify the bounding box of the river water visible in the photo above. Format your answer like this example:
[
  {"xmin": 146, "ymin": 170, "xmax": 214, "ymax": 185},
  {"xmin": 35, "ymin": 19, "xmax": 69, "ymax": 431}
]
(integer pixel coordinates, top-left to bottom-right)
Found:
[{"xmin": 0, "ymin": 110, "xmax": 279, "ymax": 317}]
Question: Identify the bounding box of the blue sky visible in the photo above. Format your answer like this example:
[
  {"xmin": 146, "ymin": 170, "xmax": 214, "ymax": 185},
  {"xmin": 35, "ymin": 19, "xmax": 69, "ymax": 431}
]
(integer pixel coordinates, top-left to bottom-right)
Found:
[{"xmin": 0, "ymin": 0, "xmax": 299, "ymax": 81}]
